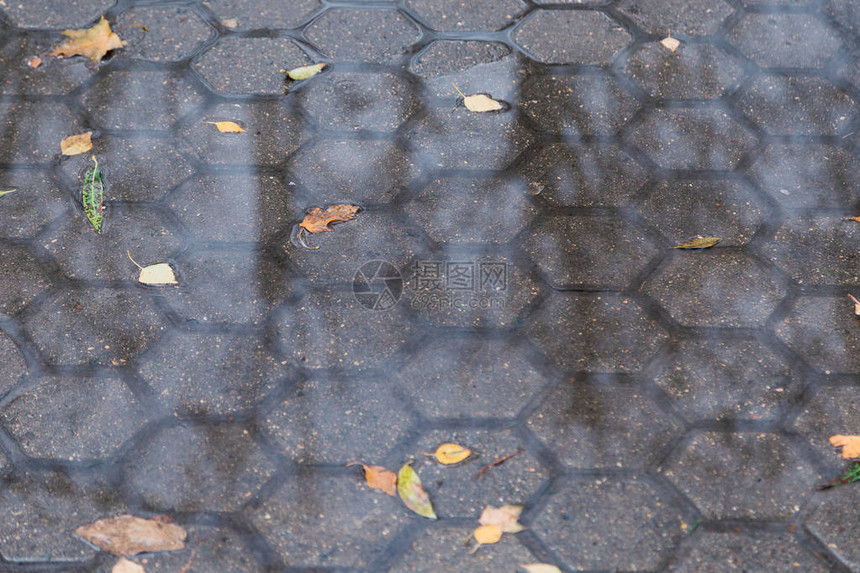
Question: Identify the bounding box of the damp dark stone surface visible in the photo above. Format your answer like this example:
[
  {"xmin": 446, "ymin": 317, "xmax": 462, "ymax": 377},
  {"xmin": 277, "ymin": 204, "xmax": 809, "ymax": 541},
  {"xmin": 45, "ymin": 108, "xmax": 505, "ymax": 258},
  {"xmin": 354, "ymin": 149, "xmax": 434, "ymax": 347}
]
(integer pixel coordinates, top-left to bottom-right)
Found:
[{"xmin": 0, "ymin": 0, "xmax": 858, "ymax": 571}]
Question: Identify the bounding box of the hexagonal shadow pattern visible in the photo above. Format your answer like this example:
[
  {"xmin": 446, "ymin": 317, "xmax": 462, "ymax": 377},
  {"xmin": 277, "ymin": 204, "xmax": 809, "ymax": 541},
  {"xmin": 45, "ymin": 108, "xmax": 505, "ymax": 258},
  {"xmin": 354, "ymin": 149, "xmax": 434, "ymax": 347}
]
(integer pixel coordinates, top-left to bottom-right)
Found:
[
  {"xmin": 0, "ymin": 244, "xmax": 55, "ymax": 316},
  {"xmin": 805, "ymin": 487, "xmax": 860, "ymax": 571},
  {"xmin": 0, "ymin": 168, "xmax": 67, "ymax": 239},
  {"xmin": 305, "ymin": 8, "xmax": 422, "ymax": 64},
  {"xmin": 775, "ymin": 296, "xmax": 860, "ymax": 374},
  {"xmin": 406, "ymin": 0, "xmax": 526, "ymax": 32},
  {"xmin": 792, "ymin": 385, "xmax": 860, "ymax": 471},
  {"xmin": 513, "ymin": 10, "xmax": 631, "ymax": 65},
  {"xmin": 616, "ymin": 0, "xmax": 734, "ymax": 35},
  {"xmin": 0, "ymin": 329, "xmax": 27, "ymax": 396},
  {"xmin": 116, "ymin": 4, "xmax": 214, "ymax": 62},
  {"xmin": 727, "ymin": 13, "xmax": 841, "ymax": 68},
  {"xmin": 203, "ymin": 0, "xmax": 321, "ymax": 30},
  {"xmin": 410, "ymin": 40, "xmax": 519, "ymax": 102},
  {"xmin": 0, "ymin": 33, "xmax": 90, "ymax": 95},
  {"xmin": 0, "ymin": 99, "xmax": 83, "ymax": 163},
  {"xmin": 1, "ymin": 0, "xmax": 113, "ymax": 29}
]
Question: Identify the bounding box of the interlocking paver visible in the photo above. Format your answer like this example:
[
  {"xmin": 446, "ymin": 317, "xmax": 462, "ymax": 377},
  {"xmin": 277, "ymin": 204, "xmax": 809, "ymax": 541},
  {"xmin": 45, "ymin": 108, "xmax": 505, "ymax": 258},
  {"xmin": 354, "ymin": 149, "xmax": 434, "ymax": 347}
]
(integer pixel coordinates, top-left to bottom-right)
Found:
[
  {"xmin": 0, "ymin": 329, "xmax": 27, "ymax": 396},
  {"xmin": 728, "ymin": 13, "xmax": 841, "ymax": 68},
  {"xmin": 528, "ymin": 377, "xmax": 681, "ymax": 468},
  {"xmin": 662, "ymin": 431, "xmax": 818, "ymax": 520},
  {"xmin": 513, "ymin": 10, "xmax": 631, "ymax": 65},
  {"xmin": 642, "ymin": 251, "xmax": 786, "ymax": 327},
  {"xmin": 305, "ymin": 8, "xmax": 421, "ymax": 64},
  {"xmin": 0, "ymin": 99, "xmax": 82, "ymax": 163},
  {"xmin": 0, "ymin": 245, "xmax": 54, "ymax": 316},
  {"xmin": 116, "ymin": 5, "xmax": 214, "ymax": 62},
  {"xmin": 203, "ymin": 0, "xmax": 321, "ymax": 29},
  {"xmin": 0, "ymin": 33, "xmax": 90, "ymax": 94},
  {"xmin": 0, "ymin": 168, "xmax": 67, "ymax": 239},
  {"xmin": 410, "ymin": 40, "xmax": 518, "ymax": 101},
  {"xmin": 775, "ymin": 296, "xmax": 860, "ymax": 374},
  {"xmin": 792, "ymin": 385, "xmax": 860, "ymax": 470},
  {"xmin": 617, "ymin": 0, "xmax": 733, "ymax": 35},
  {"xmin": 123, "ymin": 524, "xmax": 261, "ymax": 572},
  {"xmin": 1, "ymin": 0, "xmax": 113, "ymax": 29},
  {"xmin": 1, "ymin": 374, "xmax": 146, "ymax": 461},
  {"xmin": 406, "ymin": 0, "xmax": 525, "ymax": 31},
  {"xmin": 805, "ymin": 488, "xmax": 860, "ymax": 571}
]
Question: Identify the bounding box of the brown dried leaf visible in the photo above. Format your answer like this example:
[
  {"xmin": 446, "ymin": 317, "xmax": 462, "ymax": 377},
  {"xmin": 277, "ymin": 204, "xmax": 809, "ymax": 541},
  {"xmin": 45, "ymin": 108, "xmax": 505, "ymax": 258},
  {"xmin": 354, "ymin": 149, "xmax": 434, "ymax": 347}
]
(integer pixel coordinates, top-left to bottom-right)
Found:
[
  {"xmin": 48, "ymin": 16, "xmax": 124, "ymax": 65},
  {"xmin": 299, "ymin": 204, "xmax": 360, "ymax": 234},
  {"xmin": 27, "ymin": 56, "xmax": 42, "ymax": 68},
  {"xmin": 673, "ymin": 236, "xmax": 722, "ymax": 250},
  {"xmin": 112, "ymin": 557, "xmax": 145, "ymax": 573},
  {"xmin": 849, "ymin": 294, "xmax": 860, "ymax": 316},
  {"xmin": 660, "ymin": 36, "xmax": 681, "ymax": 52},
  {"xmin": 479, "ymin": 504, "xmax": 524, "ymax": 533},
  {"xmin": 203, "ymin": 120, "xmax": 246, "ymax": 133},
  {"xmin": 846, "ymin": 216, "xmax": 860, "ymax": 222},
  {"xmin": 830, "ymin": 435, "xmax": 860, "ymax": 459},
  {"xmin": 74, "ymin": 515, "xmax": 187, "ymax": 556},
  {"xmin": 347, "ymin": 462, "xmax": 397, "ymax": 496},
  {"xmin": 61, "ymin": 132, "xmax": 93, "ymax": 156}
]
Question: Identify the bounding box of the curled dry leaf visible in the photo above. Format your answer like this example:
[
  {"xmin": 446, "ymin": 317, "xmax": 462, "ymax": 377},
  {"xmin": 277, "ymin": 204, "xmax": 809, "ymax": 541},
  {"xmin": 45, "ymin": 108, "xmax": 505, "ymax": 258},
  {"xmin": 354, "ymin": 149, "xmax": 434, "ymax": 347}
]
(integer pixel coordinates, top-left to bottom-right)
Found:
[
  {"xmin": 27, "ymin": 56, "xmax": 42, "ymax": 68},
  {"xmin": 660, "ymin": 36, "xmax": 681, "ymax": 52},
  {"xmin": 286, "ymin": 62, "xmax": 327, "ymax": 81},
  {"xmin": 520, "ymin": 564, "xmax": 562, "ymax": 573},
  {"xmin": 48, "ymin": 15, "xmax": 124, "ymax": 65},
  {"xmin": 346, "ymin": 462, "xmax": 397, "ymax": 496},
  {"xmin": 74, "ymin": 514, "xmax": 186, "ymax": 556},
  {"xmin": 299, "ymin": 204, "xmax": 360, "ymax": 234},
  {"xmin": 479, "ymin": 504, "xmax": 524, "ymax": 533},
  {"xmin": 397, "ymin": 462, "xmax": 437, "ymax": 519},
  {"xmin": 849, "ymin": 294, "xmax": 860, "ymax": 316},
  {"xmin": 112, "ymin": 557, "xmax": 145, "ymax": 573},
  {"xmin": 829, "ymin": 435, "xmax": 860, "ymax": 459},
  {"xmin": 203, "ymin": 120, "xmax": 245, "ymax": 133},
  {"xmin": 453, "ymin": 83, "xmax": 503, "ymax": 113},
  {"xmin": 127, "ymin": 252, "xmax": 177, "ymax": 286},
  {"xmin": 419, "ymin": 443, "xmax": 472, "ymax": 465},
  {"xmin": 61, "ymin": 132, "xmax": 93, "ymax": 156},
  {"xmin": 469, "ymin": 524, "xmax": 502, "ymax": 553},
  {"xmin": 673, "ymin": 236, "xmax": 721, "ymax": 250}
]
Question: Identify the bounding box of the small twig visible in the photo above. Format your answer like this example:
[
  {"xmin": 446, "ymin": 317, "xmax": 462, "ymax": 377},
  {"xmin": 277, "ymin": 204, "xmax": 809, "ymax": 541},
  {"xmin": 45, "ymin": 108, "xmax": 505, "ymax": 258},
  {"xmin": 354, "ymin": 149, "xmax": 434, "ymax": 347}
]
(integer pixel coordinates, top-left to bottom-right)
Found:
[
  {"xmin": 179, "ymin": 549, "xmax": 196, "ymax": 573},
  {"xmin": 472, "ymin": 448, "xmax": 522, "ymax": 481}
]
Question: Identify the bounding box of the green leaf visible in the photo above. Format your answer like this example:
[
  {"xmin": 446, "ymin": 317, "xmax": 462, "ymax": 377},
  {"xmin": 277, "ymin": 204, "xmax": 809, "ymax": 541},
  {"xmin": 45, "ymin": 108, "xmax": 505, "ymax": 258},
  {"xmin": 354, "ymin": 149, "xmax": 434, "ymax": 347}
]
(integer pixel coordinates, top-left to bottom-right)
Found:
[
  {"xmin": 81, "ymin": 156, "xmax": 104, "ymax": 234},
  {"xmin": 397, "ymin": 462, "xmax": 437, "ymax": 519},
  {"xmin": 673, "ymin": 236, "xmax": 721, "ymax": 250},
  {"xmin": 286, "ymin": 62, "xmax": 326, "ymax": 81}
]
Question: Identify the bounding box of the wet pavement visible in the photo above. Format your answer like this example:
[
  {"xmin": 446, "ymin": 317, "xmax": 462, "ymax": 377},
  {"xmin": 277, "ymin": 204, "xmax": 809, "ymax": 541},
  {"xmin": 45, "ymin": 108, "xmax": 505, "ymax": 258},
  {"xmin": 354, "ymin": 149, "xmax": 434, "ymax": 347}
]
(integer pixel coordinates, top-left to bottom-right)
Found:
[{"xmin": 0, "ymin": 0, "xmax": 859, "ymax": 571}]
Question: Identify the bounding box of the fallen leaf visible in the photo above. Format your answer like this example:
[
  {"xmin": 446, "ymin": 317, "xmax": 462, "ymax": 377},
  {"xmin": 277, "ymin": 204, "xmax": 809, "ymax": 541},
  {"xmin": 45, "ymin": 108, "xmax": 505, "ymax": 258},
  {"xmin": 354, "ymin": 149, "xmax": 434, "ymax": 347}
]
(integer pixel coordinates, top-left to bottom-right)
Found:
[
  {"xmin": 453, "ymin": 83, "xmax": 503, "ymax": 112},
  {"xmin": 0, "ymin": 189, "xmax": 16, "ymax": 198},
  {"xmin": 81, "ymin": 156, "xmax": 104, "ymax": 234},
  {"xmin": 346, "ymin": 462, "xmax": 397, "ymax": 496},
  {"xmin": 48, "ymin": 15, "xmax": 125, "ymax": 65},
  {"xmin": 286, "ymin": 62, "xmax": 327, "ymax": 81},
  {"xmin": 74, "ymin": 514, "xmax": 186, "ymax": 556},
  {"xmin": 397, "ymin": 462, "xmax": 437, "ymax": 519},
  {"xmin": 845, "ymin": 216, "xmax": 860, "ymax": 222},
  {"xmin": 419, "ymin": 443, "xmax": 471, "ymax": 465},
  {"xmin": 830, "ymin": 435, "xmax": 860, "ymax": 459},
  {"xmin": 479, "ymin": 504, "xmax": 524, "ymax": 533},
  {"xmin": 673, "ymin": 236, "xmax": 721, "ymax": 249},
  {"xmin": 468, "ymin": 524, "xmax": 502, "ymax": 553},
  {"xmin": 849, "ymin": 294, "xmax": 860, "ymax": 316},
  {"xmin": 203, "ymin": 120, "xmax": 245, "ymax": 133},
  {"xmin": 520, "ymin": 564, "xmax": 562, "ymax": 573},
  {"xmin": 112, "ymin": 557, "xmax": 145, "ymax": 573},
  {"xmin": 299, "ymin": 204, "xmax": 360, "ymax": 234},
  {"xmin": 27, "ymin": 56, "xmax": 42, "ymax": 68},
  {"xmin": 127, "ymin": 251, "xmax": 177, "ymax": 285},
  {"xmin": 661, "ymin": 36, "xmax": 681, "ymax": 52},
  {"xmin": 221, "ymin": 18, "xmax": 239, "ymax": 29},
  {"xmin": 61, "ymin": 132, "xmax": 93, "ymax": 156}
]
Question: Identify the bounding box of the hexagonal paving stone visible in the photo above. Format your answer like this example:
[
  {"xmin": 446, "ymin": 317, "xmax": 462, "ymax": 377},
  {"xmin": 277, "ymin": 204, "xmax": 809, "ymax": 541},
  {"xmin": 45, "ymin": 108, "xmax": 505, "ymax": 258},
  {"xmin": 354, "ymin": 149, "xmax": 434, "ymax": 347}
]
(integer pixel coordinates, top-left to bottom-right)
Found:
[
  {"xmin": 248, "ymin": 472, "xmax": 408, "ymax": 568},
  {"xmin": 160, "ymin": 246, "xmax": 290, "ymax": 326},
  {"xmin": 390, "ymin": 336, "xmax": 547, "ymax": 419},
  {"xmin": 0, "ymin": 244, "xmax": 53, "ymax": 316},
  {"xmin": 305, "ymin": 8, "xmax": 421, "ymax": 63},
  {"xmin": 642, "ymin": 251, "xmax": 786, "ymax": 327},
  {"xmin": 828, "ymin": 0, "xmax": 860, "ymax": 34},
  {"xmin": 139, "ymin": 331, "xmax": 285, "ymax": 416},
  {"xmin": 521, "ymin": 73, "xmax": 638, "ymax": 136},
  {"xmin": 793, "ymin": 386, "xmax": 860, "ymax": 471},
  {"xmin": 624, "ymin": 41, "xmax": 744, "ymax": 99},
  {"xmin": 528, "ymin": 377, "xmax": 682, "ymax": 469},
  {"xmin": 0, "ymin": 33, "xmax": 90, "ymax": 95},
  {"xmin": 633, "ymin": 179, "xmax": 766, "ymax": 247},
  {"xmin": 628, "ymin": 107, "xmax": 758, "ymax": 170},
  {"xmin": 263, "ymin": 373, "xmax": 411, "ymax": 464},
  {"xmin": 389, "ymin": 524, "xmax": 538, "ymax": 573},
  {"xmin": 513, "ymin": 10, "xmax": 631, "ymax": 64},
  {"xmin": 116, "ymin": 4, "xmax": 214, "ymax": 61},
  {"xmin": 651, "ymin": 337, "xmax": 799, "ymax": 422},
  {"xmin": 82, "ymin": 70, "xmax": 204, "ymax": 130},
  {"xmin": 275, "ymin": 288, "xmax": 414, "ymax": 371},
  {"xmin": 406, "ymin": 107, "xmax": 534, "ymax": 171},
  {"xmin": 748, "ymin": 144, "xmax": 860, "ymax": 210},
  {"xmin": 728, "ymin": 13, "xmax": 841, "ymax": 68},
  {"xmin": 203, "ymin": 0, "xmax": 321, "ymax": 29},
  {"xmin": 805, "ymin": 487, "xmax": 860, "ymax": 570},
  {"xmin": 738, "ymin": 76, "xmax": 854, "ymax": 136},
  {"xmin": 0, "ymin": 168, "xmax": 67, "ymax": 239},
  {"xmin": 410, "ymin": 40, "xmax": 518, "ymax": 101},
  {"xmin": 1, "ymin": 374, "xmax": 146, "ymax": 461},
  {"xmin": 168, "ymin": 173, "xmax": 289, "ymax": 244},
  {"xmin": 59, "ymin": 135, "xmax": 194, "ymax": 202},
  {"xmin": 532, "ymin": 476, "xmax": 687, "ymax": 571},
  {"xmin": 127, "ymin": 423, "xmax": 276, "ymax": 512},
  {"xmin": 523, "ymin": 215, "xmax": 659, "ymax": 289},
  {"xmin": 667, "ymin": 530, "xmax": 832, "ymax": 572},
  {"xmin": 44, "ymin": 204, "xmax": 182, "ymax": 281},
  {"xmin": 26, "ymin": 288, "xmax": 167, "ymax": 367},
  {"xmin": 776, "ymin": 296, "xmax": 860, "ymax": 374},
  {"xmin": 287, "ymin": 139, "xmax": 411, "ymax": 205},
  {"xmin": 300, "ymin": 71, "xmax": 418, "ymax": 132},
  {"xmin": 193, "ymin": 37, "xmax": 310, "ymax": 95},
  {"xmin": 764, "ymin": 214, "xmax": 859, "ymax": 286},
  {"xmin": 0, "ymin": 329, "xmax": 26, "ymax": 396},
  {"xmin": 527, "ymin": 292, "xmax": 668, "ymax": 373},
  {"xmin": 617, "ymin": 0, "xmax": 733, "ymax": 35},
  {"xmin": 2, "ymin": 0, "xmax": 113, "ymax": 28},
  {"xmin": 0, "ymin": 471, "xmax": 122, "ymax": 562},
  {"xmin": 406, "ymin": 0, "xmax": 526, "ymax": 31},
  {"xmin": 662, "ymin": 431, "xmax": 818, "ymax": 520},
  {"xmin": 519, "ymin": 142, "xmax": 646, "ymax": 207},
  {"xmin": 0, "ymin": 99, "xmax": 83, "ymax": 163},
  {"xmin": 405, "ymin": 174, "xmax": 535, "ymax": 244}
]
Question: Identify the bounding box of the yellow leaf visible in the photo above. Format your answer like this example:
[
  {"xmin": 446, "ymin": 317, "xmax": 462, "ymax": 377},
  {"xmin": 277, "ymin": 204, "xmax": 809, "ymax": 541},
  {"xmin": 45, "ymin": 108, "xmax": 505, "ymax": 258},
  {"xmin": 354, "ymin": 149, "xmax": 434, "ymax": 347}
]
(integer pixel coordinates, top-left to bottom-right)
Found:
[
  {"xmin": 397, "ymin": 462, "xmax": 437, "ymax": 519},
  {"xmin": 471, "ymin": 524, "xmax": 502, "ymax": 551},
  {"xmin": 849, "ymin": 294, "xmax": 860, "ymax": 316},
  {"xmin": 203, "ymin": 121, "xmax": 246, "ymax": 133},
  {"xmin": 127, "ymin": 251, "xmax": 178, "ymax": 286},
  {"xmin": 286, "ymin": 62, "xmax": 327, "ymax": 81},
  {"xmin": 419, "ymin": 443, "xmax": 471, "ymax": 465},
  {"xmin": 346, "ymin": 462, "xmax": 397, "ymax": 496},
  {"xmin": 830, "ymin": 435, "xmax": 860, "ymax": 459},
  {"xmin": 463, "ymin": 93, "xmax": 503, "ymax": 113},
  {"xmin": 48, "ymin": 15, "xmax": 125, "ymax": 65},
  {"xmin": 61, "ymin": 132, "xmax": 93, "ymax": 156},
  {"xmin": 673, "ymin": 236, "xmax": 722, "ymax": 249},
  {"xmin": 660, "ymin": 36, "xmax": 681, "ymax": 52},
  {"xmin": 112, "ymin": 557, "xmax": 145, "ymax": 573},
  {"xmin": 0, "ymin": 189, "xmax": 16, "ymax": 198},
  {"xmin": 479, "ymin": 504, "xmax": 524, "ymax": 533},
  {"xmin": 520, "ymin": 565, "xmax": 562, "ymax": 573}
]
